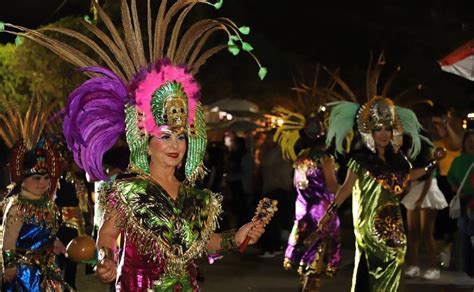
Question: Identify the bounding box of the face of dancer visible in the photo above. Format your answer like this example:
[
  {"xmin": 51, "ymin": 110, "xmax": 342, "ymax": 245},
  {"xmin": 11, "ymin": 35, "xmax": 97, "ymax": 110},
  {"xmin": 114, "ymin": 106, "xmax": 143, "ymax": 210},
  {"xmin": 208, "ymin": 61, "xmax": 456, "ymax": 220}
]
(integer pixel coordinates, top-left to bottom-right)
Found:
[
  {"xmin": 149, "ymin": 129, "xmax": 187, "ymax": 168},
  {"xmin": 464, "ymin": 133, "xmax": 474, "ymax": 155},
  {"xmin": 22, "ymin": 173, "xmax": 50, "ymax": 199},
  {"xmin": 372, "ymin": 125, "xmax": 393, "ymax": 150}
]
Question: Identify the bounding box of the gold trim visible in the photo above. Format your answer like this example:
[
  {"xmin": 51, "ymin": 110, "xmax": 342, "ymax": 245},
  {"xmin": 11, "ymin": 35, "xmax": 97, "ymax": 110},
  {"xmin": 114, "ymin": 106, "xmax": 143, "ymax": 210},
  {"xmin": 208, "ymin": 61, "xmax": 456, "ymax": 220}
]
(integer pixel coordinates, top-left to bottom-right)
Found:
[{"xmin": 103, "ymin": 178, "xmax": 222, "ymax": 278}]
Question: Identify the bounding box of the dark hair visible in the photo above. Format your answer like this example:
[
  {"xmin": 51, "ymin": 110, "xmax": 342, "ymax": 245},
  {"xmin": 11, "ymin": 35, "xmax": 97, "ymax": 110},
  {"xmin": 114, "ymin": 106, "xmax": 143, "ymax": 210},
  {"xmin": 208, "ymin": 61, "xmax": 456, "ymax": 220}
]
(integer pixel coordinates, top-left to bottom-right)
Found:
[
  {"xmin": 432, "ymin": 104, "xmax": 448, "ymax": 117},
  {"xmin": 462, "ymin": 130, "xmax": 474, "ymax": 153}
]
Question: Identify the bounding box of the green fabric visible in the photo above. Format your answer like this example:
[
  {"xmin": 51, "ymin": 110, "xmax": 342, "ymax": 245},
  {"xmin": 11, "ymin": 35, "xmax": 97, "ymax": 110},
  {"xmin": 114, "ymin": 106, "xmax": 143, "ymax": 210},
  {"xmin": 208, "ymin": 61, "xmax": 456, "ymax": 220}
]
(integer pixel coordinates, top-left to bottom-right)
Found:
[
  {"xmin": 124, "ymin": 104, "xmax": 150, "ymax": 174},
  {"xmin": 447, "ymin": 153, "xmax": 474, "ymax": 196},
  {"xmin": 154, "ymin": 274, "xmax": 192, "ymax": 292},
  {"xmin": 115, "ymin": 177, "xmax": 213, "ymax": 252},
  {"xmin": 347, "ymin": 159, "xmax": 406, "ymax": 292},
  {"xmin": 110, "ymin": 177, "xmax": 220, "ymax": 290},
  {"xmin": 185, "ymin": 102, "xmax": 207, "ymax": 184}
]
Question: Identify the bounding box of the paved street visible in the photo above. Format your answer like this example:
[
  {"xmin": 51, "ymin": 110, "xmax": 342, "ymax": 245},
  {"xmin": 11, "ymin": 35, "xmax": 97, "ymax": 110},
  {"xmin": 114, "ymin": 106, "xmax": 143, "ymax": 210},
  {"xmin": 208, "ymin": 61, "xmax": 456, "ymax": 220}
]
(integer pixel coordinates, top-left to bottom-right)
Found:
[{"xmin": 76, "ymin": 246, "xmax": 474, "ymax": 291}]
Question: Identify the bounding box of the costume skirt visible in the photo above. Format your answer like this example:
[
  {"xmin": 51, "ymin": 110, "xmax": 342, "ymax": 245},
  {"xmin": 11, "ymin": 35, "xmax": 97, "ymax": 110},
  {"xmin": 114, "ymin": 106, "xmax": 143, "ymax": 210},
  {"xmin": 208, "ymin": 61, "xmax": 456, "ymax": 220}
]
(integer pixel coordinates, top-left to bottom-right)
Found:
[{"xmin": 402, "ymin": 178, "xmax": 448, "ymax": 210}]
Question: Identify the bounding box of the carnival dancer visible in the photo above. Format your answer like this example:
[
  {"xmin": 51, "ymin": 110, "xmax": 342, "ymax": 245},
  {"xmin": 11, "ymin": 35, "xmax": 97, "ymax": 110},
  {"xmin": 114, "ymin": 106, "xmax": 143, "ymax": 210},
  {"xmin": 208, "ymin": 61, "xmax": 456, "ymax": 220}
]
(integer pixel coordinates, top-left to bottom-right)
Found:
[
  {"xmin": 0, "ymin": 98, "xmax": 66, "ymax": 291},
  {"xmin": 317, "ymin": 55, "xmax": 436, "ymax": 292},
  {"xmin": 272, "ymin": 69, "xmax": 341, "ymax": 291},
  {"xmin": 2, "ymin": 1, "xmax": 267, "ymax": 290}
]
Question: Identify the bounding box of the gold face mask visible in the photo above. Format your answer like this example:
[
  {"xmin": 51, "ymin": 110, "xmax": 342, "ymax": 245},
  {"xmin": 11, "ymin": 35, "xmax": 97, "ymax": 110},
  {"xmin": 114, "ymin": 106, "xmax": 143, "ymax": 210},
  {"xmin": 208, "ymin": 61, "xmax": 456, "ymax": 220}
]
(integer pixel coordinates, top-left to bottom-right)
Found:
[{"xmin": 163, "ymin": 95, "xmax": 187, "ymax": 129}]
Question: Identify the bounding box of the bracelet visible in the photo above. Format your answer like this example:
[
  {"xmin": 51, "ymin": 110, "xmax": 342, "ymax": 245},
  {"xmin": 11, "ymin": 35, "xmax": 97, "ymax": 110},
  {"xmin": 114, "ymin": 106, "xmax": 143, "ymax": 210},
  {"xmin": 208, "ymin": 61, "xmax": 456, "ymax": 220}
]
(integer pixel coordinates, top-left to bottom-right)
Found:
[
  {"xmin": 2, "ymin": 250, "xmax": 17, "ymax": 268},
  {"xmin": 97, "ymin": 247, "xmax": 115, "ymax": 263},
  {"xmin": 326, "ymin": 201, "xmax": 338, "ymax": 215},
  {"xmin": 424, "ymin": 160, "xmax": 437, "ymax": 173},
  {"xmin": 220, "ymin": 229, "xmax": 238, "ymax": 251}
]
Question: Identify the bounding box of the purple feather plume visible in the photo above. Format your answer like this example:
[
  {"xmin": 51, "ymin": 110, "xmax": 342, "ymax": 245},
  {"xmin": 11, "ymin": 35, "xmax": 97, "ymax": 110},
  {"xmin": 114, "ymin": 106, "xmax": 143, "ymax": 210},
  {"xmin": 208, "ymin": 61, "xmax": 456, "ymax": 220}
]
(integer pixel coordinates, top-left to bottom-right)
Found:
[{"xmin": 63, "ymin": 67, "xmax": 129, "ymax": 181}]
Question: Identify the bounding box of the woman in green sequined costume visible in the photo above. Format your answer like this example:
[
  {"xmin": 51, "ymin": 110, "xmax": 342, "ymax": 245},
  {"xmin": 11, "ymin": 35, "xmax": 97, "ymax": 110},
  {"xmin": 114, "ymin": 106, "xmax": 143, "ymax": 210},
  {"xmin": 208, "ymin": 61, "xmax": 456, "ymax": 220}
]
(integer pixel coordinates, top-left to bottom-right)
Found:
[
  {"xmin": 320, "ymin": 96, "xmax": 436, "ymax": 292},
  {"xmin": 316, "ymin": 59, "xmax": 436, "ymax": 292},
  {"xmin": 94, "ymin": 127, "xmax": 265, "ymax": 291},
  {"xmin": 2, "ymin": 1, "xmax": 268, "ymax": 290}
]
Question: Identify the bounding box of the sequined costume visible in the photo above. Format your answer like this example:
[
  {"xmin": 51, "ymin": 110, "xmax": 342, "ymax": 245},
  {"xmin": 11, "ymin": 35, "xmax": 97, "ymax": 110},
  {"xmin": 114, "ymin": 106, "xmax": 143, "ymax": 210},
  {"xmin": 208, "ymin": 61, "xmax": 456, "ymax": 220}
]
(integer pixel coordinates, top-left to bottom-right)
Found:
[
  {"xmin": 2, "ymin": 1, "xmax": 265, "ymax": 291},
  {"xmin": 271, "ymin": 67, "xmax": 343, "ymax": 291},
  {"xmin": 2, "ymin": 194, "xmax": 62, "ymax": 292},
  {"xmin": 323, "ymin": 55, "xmax": 427, "ymax": 291},
  {"xmin": 284, "ymin": 149, "xmax": 341, "ymax": 275},
  {"xmin": 0, "ymin": 99, "xmax": 63, "ymax": 291},
  {"xmin": 99, "ymin": 174, "xmax": 222, "ymax": 291},
  {"xmin": 347, "ymin": 151, "xmax": 410, "ymax": 291}
]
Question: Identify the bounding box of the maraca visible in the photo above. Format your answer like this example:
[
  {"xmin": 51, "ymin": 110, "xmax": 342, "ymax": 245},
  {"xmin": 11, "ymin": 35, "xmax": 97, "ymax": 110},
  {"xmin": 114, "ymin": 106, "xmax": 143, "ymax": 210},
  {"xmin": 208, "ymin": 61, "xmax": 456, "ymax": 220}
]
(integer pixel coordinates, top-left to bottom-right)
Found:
[
  {"xmin": 238, "ymin": 197, "xmax": 278, "ymax": 253},
  {"xmin": 66, "ymin": 235, "xmax": 97, "ymax": 263}
]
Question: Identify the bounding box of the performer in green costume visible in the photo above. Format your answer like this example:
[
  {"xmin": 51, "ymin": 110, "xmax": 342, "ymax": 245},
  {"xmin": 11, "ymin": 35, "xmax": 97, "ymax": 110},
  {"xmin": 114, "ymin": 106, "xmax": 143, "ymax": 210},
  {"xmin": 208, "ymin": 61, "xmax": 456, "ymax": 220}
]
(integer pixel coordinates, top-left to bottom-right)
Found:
[{"xmin": 318, "ymin": 56, "xmax": 437, "ymax": 291}]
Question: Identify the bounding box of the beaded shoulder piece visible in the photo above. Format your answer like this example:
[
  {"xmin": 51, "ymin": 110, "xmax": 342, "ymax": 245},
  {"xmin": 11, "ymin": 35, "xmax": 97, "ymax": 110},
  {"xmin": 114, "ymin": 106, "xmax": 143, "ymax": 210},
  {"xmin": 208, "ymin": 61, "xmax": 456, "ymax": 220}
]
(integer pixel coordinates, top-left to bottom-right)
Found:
[
  {"xmin": 348, "ymin": 157, "xmax": 409, "ymax": 195},
  {"xmin": 2, "ymin": 194, "xmax": 60, "ymax": 233}
]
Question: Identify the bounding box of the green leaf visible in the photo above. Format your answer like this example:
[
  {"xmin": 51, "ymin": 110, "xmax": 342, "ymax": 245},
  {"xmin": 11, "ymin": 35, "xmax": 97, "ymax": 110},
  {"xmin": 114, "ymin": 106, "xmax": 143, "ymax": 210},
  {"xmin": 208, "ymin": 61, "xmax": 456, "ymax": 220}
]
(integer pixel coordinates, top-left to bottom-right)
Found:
[
  {"xmin": 15, "ymin": 36, "xmax": 23, "ymax": 46},
  {"xmin": 229, "ymin": 35, "xmax": 239, "ymax": 41},
  {"xmin": 239, "ymin": 26, "xmax": 250, "ymax": 35},
  {"xmin": 213, "ymin": 0, "xmax": 223, "ymax": 9},
  {"xmin": 0, "ymin": 22, "xmax": 4, "ymax": 32},
  {"xmin": 258, "ymin": 67, "xmax": 267, "ymax": 80},
  {"xmin": 227, "ymin": 38, "xmax": 235, "ymax": 47},
  {"xmin": 241, "ymin": 42, "xmax": 253, "ymax": 52},
  {"xmin": 228, "ymin": 45, "xmax": 240, "ymax": 56},
  {"xmin": 84, "ymin": 15, "xmax": 92, "ymax": 24}
]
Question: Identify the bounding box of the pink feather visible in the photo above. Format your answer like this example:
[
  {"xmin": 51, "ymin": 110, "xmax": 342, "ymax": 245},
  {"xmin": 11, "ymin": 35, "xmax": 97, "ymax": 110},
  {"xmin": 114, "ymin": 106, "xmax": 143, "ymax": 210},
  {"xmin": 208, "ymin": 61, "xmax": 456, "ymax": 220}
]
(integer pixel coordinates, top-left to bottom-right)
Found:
[{"xmin": 134, "ymin": 63, "xmax": 200, "ymax": 136}]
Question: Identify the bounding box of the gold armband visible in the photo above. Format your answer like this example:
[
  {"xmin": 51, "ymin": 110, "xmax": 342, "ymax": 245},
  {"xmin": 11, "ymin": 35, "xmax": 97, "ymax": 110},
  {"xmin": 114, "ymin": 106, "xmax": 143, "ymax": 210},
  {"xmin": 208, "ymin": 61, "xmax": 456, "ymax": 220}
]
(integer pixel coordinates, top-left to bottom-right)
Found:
[{"xmin": 220, "ymin": 229, "xmax": 238, "ymax": 251}]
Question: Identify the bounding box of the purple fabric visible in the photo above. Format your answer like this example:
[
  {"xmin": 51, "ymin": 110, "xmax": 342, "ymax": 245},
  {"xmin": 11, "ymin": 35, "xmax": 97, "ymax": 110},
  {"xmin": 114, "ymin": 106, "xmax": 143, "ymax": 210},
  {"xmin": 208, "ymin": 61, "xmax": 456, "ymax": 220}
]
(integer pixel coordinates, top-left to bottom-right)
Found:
[
  {"xmin": 284, "ymin": 165, "xmax": 342, "ymax": 270},
  {"xmin": 62, "ymin": 67, "xmax": 128, "ymax": 181}
]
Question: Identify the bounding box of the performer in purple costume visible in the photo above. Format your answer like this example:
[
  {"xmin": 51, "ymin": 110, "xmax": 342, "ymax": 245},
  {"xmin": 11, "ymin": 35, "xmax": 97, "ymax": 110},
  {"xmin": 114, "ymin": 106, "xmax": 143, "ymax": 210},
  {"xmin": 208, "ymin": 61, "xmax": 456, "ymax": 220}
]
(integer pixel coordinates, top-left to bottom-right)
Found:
[
  {"xmin": 285, "ymin": 150, "xmax": 341, "ymax": 275},
  {"xmin": 272, "ymin": 72, "xmax": 341, "ymax": 291}
]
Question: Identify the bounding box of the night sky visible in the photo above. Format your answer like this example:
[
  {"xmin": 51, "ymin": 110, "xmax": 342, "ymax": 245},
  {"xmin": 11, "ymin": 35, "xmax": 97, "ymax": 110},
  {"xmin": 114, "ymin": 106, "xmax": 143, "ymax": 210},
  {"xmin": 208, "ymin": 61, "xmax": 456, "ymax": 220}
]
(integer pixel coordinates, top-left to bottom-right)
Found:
[{"xmin": 1, "ymin": 0, "xmax": 473, "ymax": 112}]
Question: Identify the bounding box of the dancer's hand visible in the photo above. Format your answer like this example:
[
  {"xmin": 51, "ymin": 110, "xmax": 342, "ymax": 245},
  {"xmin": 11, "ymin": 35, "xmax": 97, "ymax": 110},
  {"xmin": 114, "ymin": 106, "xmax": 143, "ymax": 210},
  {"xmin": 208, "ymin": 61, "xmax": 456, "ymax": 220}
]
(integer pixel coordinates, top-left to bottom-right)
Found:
[
  {"xmin": 95, "ymin": 258, "xmax": 117, "ymax": 283},
  {"xmin": 235, "ymin": 220, "xmax": 265, "ymax": 246},
  {"xmin": 3, "ymin": 267, "xmax": 16, "ymax": 282},
  {"xmin": 414, "ymin": 198, "xmax": 423, "ymax": 210},
  {"xmin": 318, "ymin": 212, "xmax": 331, "ymax": 232},
  {"xmin": 53, "ymin": 239, "xmax": 66, "ymax": 255}
]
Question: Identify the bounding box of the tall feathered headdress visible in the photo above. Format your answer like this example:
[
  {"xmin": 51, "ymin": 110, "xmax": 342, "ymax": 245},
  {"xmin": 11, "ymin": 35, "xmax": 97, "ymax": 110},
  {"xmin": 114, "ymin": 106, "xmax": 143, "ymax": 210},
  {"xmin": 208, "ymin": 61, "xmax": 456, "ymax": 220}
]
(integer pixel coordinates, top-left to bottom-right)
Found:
[
  {"xmin": 272, "ymin": 64, "xmax": 344, "ymax": 161},
  {"xmin": 0, "ymin": 97, "xmax": 61, "ymax": 196},
  {"xmin": 1, "ymin": 0, "xmax": 266, "ymax": 184},
  {"xmin": 325, "ymin": 53, "xmax": 425, "ymax": 159}
]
